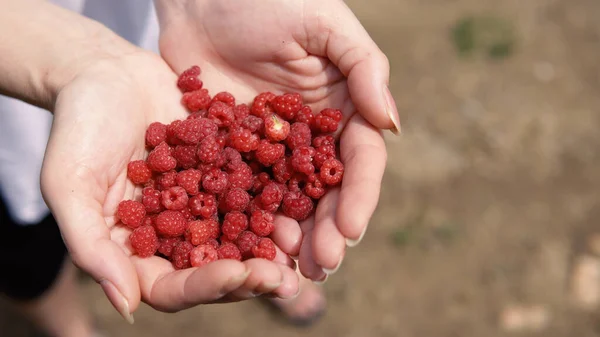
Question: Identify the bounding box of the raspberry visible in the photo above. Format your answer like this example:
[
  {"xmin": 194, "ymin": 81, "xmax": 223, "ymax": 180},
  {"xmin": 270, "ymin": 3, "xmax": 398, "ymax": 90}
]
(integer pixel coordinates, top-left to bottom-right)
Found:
[
  {"xmin": 272, "ymin": 157, "xmax": 294, "ymax": 183},
  {"xmin": 142, "ymin": 216, "xmax": 155, "ymax": 227},
  {"xmin": 312, "ymin": 135, "xmax": 336, "ymax": 168},
  {"xmin": 202, "ymin": 168, "xmax": 229, "ymax": 194},
  {"xmin": 286, "ymin": 122, "xmax": 312, "ymax": 150},
  {"xmin": 147, "ymin": 142, "xmax": 177, "ymax": 173},
  {"xmin": 240, "ymin": 115, "xmax": 264, "ymax": 134},
  {"xmin": 156, "ymin": 170, "xmax": 177, "ymax": 190},
  {"xmin": 158, "ymin": 237, "xmax": 182, "ymax": 257},
  {"xmin": 305, "ymin": 174, "xmax": 326, "ymax": 199},
  {"xmin": 190, "ymin": 245, "xmax": 219, "ymax": 267},
  {"xmin": 216, "ymin": 147, "xmax": 242, "ymax": 171},
  {"xmin": 255, "ymin": 140, "xmax": 285, "ymax": 166},
  {"xmin": 166, "ymin": 120, "xmax": 183, "ymax": 146},
  {"xmin": 179, "ymin": 207, "xmax": 194, "ymax": 222},
  {"xmin": 236, "ymin": 231, "xmax": 259, "ymax": 259},
  {"xmin": 222, "ymin": 211, "xmax": 248, "ymax": 241},
  {"xmin": 233, "ymin": 104, "xmax": 250, "ymax": 123},
  {"xmin": 227, "ymin": 162, "xmax": 253, "ymax": 190},
  {"xmin": 287, "ymin": 173, "xmax": 307, "ymax": 192},
  {"xmin": 220, "ymin": 188, "xmax": 250, "ymax": 213},
  {"xmin": 187, "ymin": 110, "xmax": 208, "ymax": 119},
  {"xmin": 246, "ymin": 197, "xmax": 263, "ymax": 215},
  {"xmin": 211, "ymin": 91, "xmax": 235, "ymax": 107},
  {"xmin": 282, "ymin": 191, "xmax": 314, "ymax": 221},
  {"xmin": 177, "ymin": 65, "xmax": 203, "ymax": 93},
  {"xmin": 215, "ymin": 129, "xmax": 229, "ymax": 148},
  {"xmin": 249, "ymin": 210, "xmax": 275, "ymax": 237},
  {"xmin": 251, "ymin": 238, "xmax": 276, "ymax": 261},
  {"xmin": 251, "ymin": 172, "xmax": 272, "ymax": 194},
  {"xmin": 129, "ymin": 225, "xmax": 159, "ymax": 258},
  {"xmin": 182, "ymin": 89, "xmax": 211, "ymax": 112},
  {"xmin": 197, "ymin": 136, "xmax": 221, "ymax": 164},
  {"xmin": 229, "ymin": 128, "xmax": 260, "ymax": 152},
  {"xmin": 127, "ymin": 160, "xmax": 152, "ymax": 185},
  {"xmin": 320, "ymin": 158, "xmax": 344, "ymax": 186},
  {"xmin": 175, "ymin": 117, "xmax": 218, "ymax": 145},
  {"xmin": 175, "ymin": 169, "xmax": 202, "ymax": 195},
  {"xmin": 161, "ymin": 186, "xmax": 189, "ymax": 210},
  {"xmin": 173, "ymin": 145, "xmax": 199, "ymax": 169},
  {"xmin": 142, "ymin": 187, "xmax": 163, "ymax": 214},
  {"xmin": 172, "ymin": 241, "xmax": 194, "ymax": 269},
  {"xmin": 197, "ymin": 163, "xmax": 216, "ymax": 175},
  {"xmin": 291, "ymin": 146, "xmax": 316, "ymax": 175},
  {"xmin": 208, "ymin": 101, "xmax": 235, "ymax": 128},
  {"xmin": 117, "ymin": 200, "xmax": 146, "ymax": 228},
  {"xmin": 145, "ymin": 122, "xmax": 167, "ymax": 148},
  {"xmin": 188, "ymin": 192, "xmax": 217, "ymax": 218},
  {"xmin": 314, "ymin": 108, "xmax": 343, "ymax": 133},
  {"xmin": 295, "ymin": 106, "xmax": 314, "ymax": 128},
  {"xmin": 155, "ymin": 210, "xmax": 187, "ymax": 237},
  {"xmin": 272, "ymin": 93, "xmax": 302, "ymax": 121},
  {"xmin": 264, "ymin": 114, "xmax": 290, "ymax": 142},
  {"xmin": 217, "ymin": 242, "xmax": 242, "ymax": 261},
  {"xmin": 207, "ymin": 239, "xmax": 220, "ymax": 250},
  {"xmin": 259, "ymin": 183, "xmax": 284, "ymax": 213},
  {"xmin": 251, "ymin": 92, "xmax": 275, "ymax": 118},
  {"xmin": 186, "ymin": 219, "xmax": 219, "ymax": 245}
]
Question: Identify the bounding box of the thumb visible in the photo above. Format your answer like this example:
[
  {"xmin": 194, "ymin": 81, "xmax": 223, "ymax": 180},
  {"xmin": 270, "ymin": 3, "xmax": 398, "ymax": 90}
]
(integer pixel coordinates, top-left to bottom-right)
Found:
[
  {"xmin": 305, "ymin": 1, "xmax": 400, "ymax": 133},
  {"xmin": 41, "ymin": 171, "xmax": 140, "ymax": 324}
]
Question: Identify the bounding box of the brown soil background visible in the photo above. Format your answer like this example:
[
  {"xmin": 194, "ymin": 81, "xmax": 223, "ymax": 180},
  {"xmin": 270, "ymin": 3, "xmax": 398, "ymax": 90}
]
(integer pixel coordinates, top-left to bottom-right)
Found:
[{"xmin": 3, "ymin": 0, "xmax": 600, "ymax": 336}]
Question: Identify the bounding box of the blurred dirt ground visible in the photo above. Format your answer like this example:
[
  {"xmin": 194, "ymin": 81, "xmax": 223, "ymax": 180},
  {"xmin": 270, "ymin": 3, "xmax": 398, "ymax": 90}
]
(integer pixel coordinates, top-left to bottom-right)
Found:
[{"xmin": 3, "ymin": 0, "xmax": 600, "ymax": 336}]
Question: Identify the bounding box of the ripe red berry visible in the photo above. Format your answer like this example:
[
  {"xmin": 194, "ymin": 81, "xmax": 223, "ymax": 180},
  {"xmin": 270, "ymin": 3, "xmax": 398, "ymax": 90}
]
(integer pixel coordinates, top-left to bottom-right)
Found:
[
  {"xmin": 155, "ymin": 210, "xmax": 187, "ymax": 237},
  {"xmin": 142, "ymin": 187, "xmax": 163, "ymax": 214},
  {"xmin": 251, "ymin": 238, "xmax": 276, "ymax": 261},
  {"xmin": 220, "ymin": 188, "xmax": 250, "ymax": 213},
  {"xmin": 251, "ymin": 172, "xmax": 272, "ymax": 194},
  {"xmin": 211, "ymin": 92, "xmax": 236, "ymax": 107},
  {"xmin": 320, "ymin": 158, "xmax": 344, "ymax": 186},
  {"xmin": 208, "ymin": 101, "xmax": 235, "ymax": 128},
  {"xmin": 130, "ymin": 225, "xmax": 159, "ymax": 258},
  {"xmin": 161, "ymin": 186, "xmax": 189, "ymax": 210},
  {"xmin": 217, "ymin": 242, "xmax": 242, "ymax": 261},
  {"xmin": 272, "ymin": 156, "xmax": 294, "ymax": 183},
  {"xmin": 227, "ymin": 162, "xmax": 253, "ymax": 190},
  {"xmin": 249, "ymin": 211, "xmax": 275, "ymax": 237},
  {"xmin": 222, "ymin": 211, "xmax": 248, "ymax": 241},
  {"xmin": 175, "ymin": 117, "xmax": 218, "ymax": 145},
  {"xmin": 255, "ymin": 140, "xmax": 285, "ymax": 166},
  {"xmin": 251, "ymin": 92, "xmax": 275, "ymax": 118},
  {"xmin": 286, "ymin": 122, "xmax": 312, "ymax": 150},
  {"xmin": 236, "ymin": 230, "xmax": 259, "ymax": 259},
  {"xmin": 165, "ymin": 120, "xmax": 183, "ymax": 146},
  {"xmin": 145, "ymin": 122, "xmax": 167, "ymax": 148},
  {"xmin": 282, "ymin": 191, "xmax": 314, "ymax": 221},
  {"xmin": 188, "ymin": 192, "xmax": 217, "ymax": 218},
  {"xmin": 312, "ymin": 135, "xmax": 336, "ymax": 168},
  {"xmin": 173, "ymin": 145, "xmax": 199, "ymax": 169},
  {"xmin": 127, "ymin": 160, "xmax": 152, "ymax": 185},
  {"xmin": 291, "ymin": 146, "xmax": 316, "ymax": 175},
  {"xmin": 147, "ymin": 142, "xmax": 177, "ymax": 173},
  {"xmin": 190, "ymin": 245, "xmax": 219, "ymax": 267},
  {"xmin": 176, "ymin": 169, "xmax": 202, "ymax": 195},
  {"xmin": 117, "ymin": 200, "xmax": 146, "ymax": 229},
  {"xmin": 304, "ymin": 174, "xmax": 326, "ymax": 199},
  {"xmin": 202, "ymin": 168, "xmax": 229, "ymax": 194},
  {"xmin": 186, "ymin": 219, "xmax": 219, "ymax": 245},
  {"xmin": 287, "ymin": 173, "xmax": 307, "ymax": 192},
  {"xmin": 272, "ymin": 93, "xmax": 302, "ymax": 121},
  {"xmin": 259, "ymin": 183, "xmax": 284, "ymax": 213},
  {"xmin": 187, "ymin": 110, "xmax": 208, "ymax": 119},
  {"xmin": 229, "ymin": 128, "xmax": 260, "ymax": 152},
  {"xmin": 207, "ymin": 239, "xmax": 220, "ymax": 250},
  {"xmin": 177, "ymin": 65, "xmax": 203, "ymax": 93},
  {"xmin": 197, "ymin": 135, "xmax": 221, "ymax": 164},
  {"xmin": 156, "ymin": 170, "xmax": 178, "ymax": 191},
  {"xmin": 233, "ymin": 104, "xmax": 250, "ymax": 123},
  {"xmin": 172, "ymin": 241, "xmax": 194, "ymax": 269},
  {"xmin": 264, "ymin": 114, "xmax": 290, "ymax": 142},
  {"xmin": 182, "ymin": 89, "xmax": 211, "ymax": 112},
  {"xmin": 216, "ymin": 147, "xmax": 242, "ymax": 171},
  {"xmin": 158, "ymin": 237, "xmax": 182, "ymax": 257},
  {"xmin": 314, "ymin": 108, "xmax": 343, "ymax": 134},
  {"xmin": 295, "ymin": 106, "xmax": 314, "ymax": 128}
]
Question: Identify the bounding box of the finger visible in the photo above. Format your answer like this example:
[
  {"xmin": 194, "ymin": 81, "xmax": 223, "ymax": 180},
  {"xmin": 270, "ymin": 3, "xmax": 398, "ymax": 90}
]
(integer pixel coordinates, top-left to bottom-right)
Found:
[
  {"xmin": 273, "ymin": 244, "xmax": 297, "ymax": 269},
  {"xmin": 337, "ymin": 114, "xmax": 387, "ymax": 246},
  {"xmin": 297, "ymin": 215, "xmax": 327, "ymax": 282},
  {"xmin": 312, "ymin": 188, "xmax": 346, "ymax": 273},
  {"xmin": 228, "ymin": 258, "xmax": 295, "ymax": 299},
  {"xmin": 302, "ymin": 1, "xmax": 400, "ymax": 133},
  {"xmin": 271, "ymin": 214, "xmax": 302, "ymax": 257}
]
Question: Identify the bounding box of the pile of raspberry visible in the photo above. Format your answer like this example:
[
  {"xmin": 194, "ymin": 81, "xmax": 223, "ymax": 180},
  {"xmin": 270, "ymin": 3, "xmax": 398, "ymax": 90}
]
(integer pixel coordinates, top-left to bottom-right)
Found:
[{"xmin": 117, "ymin": 65, "xmax": 344, "ymax": 269}]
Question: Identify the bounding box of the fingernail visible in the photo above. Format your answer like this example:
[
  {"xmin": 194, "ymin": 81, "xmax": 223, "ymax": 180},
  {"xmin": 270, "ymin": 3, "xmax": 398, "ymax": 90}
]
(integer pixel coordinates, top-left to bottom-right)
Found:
[
  {"xmin": 99, "ymin": 280, "xmax": 134, "ymax": 325},
  {"xmin": 323, "ymin": 255, "xmax": 344, "ymax": 275},
  {"xmin": 229, "ymin": 268, "xmax": 252, "ymax": 284},
  {"xmin": 383, "ymin": 85, "xmax": 401, "ymax": 135},
  {"xmin": 314, "ymin": 274, "xmax": 328, "ymax": 285},
  {"xmin": 346, "ymin": 226, "xmax": 368, "ymax": 247}
]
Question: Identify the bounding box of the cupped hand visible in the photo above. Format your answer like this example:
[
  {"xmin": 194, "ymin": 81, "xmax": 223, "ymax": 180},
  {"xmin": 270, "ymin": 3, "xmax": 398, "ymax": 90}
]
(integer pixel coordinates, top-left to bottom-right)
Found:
[
  {"xmin": 40, "ymin": 50, "xmax": 299, "ymax": 321},
  {"xmin": 157, "ymin": 0, "xmax": 400, "ymax": 281}
]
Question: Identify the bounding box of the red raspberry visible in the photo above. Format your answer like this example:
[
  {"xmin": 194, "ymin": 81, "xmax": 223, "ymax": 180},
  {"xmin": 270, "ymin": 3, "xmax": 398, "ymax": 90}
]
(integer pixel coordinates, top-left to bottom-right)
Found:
[
  {"xmin": 305, "ymin": 173, "xmax": 326, "ymax": 199},
  {"xmin": 207, "ymin": 239, "xmax": 220, "ymax": 250},
  {"xmin": 251, "ymin": 92, "xmax": 275, "ymax": 118},
  {"xmin": 246, "ymin": 197, "xmax": 263, "ymax": 215},
  {"xmin": 216, "ymin": 147, "xmax": 242, "ymax": 171},
  {"xmin": 250, "ymin": 211, "xmax": 275, "ymax": 237},
  {"xmin": 173, "ymin": 145, "xmax": 199, "ymax": 169},
  {"xmin": 142, "ymin": 187, "xmax": 163, "ymax": 214},
  {"xmin": 211, "ymin": 91, "xmax": 235, "ymax": 107},
  {"xmin": 172, "ymin": 241, "xmax": 194, "ymax": 269},
  {"xmin": 197, "ymin": 163, "xmax": 216, "ymax": 175},
  {"xmin": 259, "ymin": 183, "xmax": 284, "ymax": 213},
  {"xmin": 222, "ymin": 211, "xmax": 248, "ymax": 241},
  {"xmin": 251, "ymin": 172, "xmax": 271, "ymax": 194},
  {"xmin": 177, "ymin": 65, "xmax": 203, "ymax": 93},
  {"xmin": 157, "ymin": 237, "xmax": 182, "ymax": 257},
  {"xmin": 166, "ymin": 120, "xmax": 183, "ymax": 146},
  {"xmin": 282, "ymin": 191, "xmax": 314, "ymax": 221},
  {"xmin": 161, "ymin": 186, "xmax": 189, "ymax": 210},
  {"xmin": 129, "ymin": 225, "xmax": 159, "ymax": 258},
  {"xmin": 127, "ymin": 160, "xmax": 152, "ymax": 185},
  {"xmin": 291, "ymin": 146, "xmax": 316, "ymax": 175},
  {"xmin": 233, "ymin": 104, "xmax": 251, "ymax": 124},
  {"xmin": 188, "ymin": 192, "xmax": 217, "ymax": 218},
  {"xmin": 264, "ymin": 114, "xmax": 290, "ymax": 142},
  {"xmin": 215, "ymin": 129, "xmax": 229, "ymax": 148},
  {"xmin": 320, "ymin": 158, "xmax": 344, "ymax": 185},
  {"xmin": 208, "ymin": 101, "xmax": 235, "ymax": 128},
  {"xmin": 186, "ymin": 219, "xmax": 219, "ymax": 245},
  {"xmin": 272, "ymin": 93, "xmax": 302, "ymax": 121},
  {"xmin": 286, "ymin": 122, "xmax": 312, "ymax": 150},
  {"xmin": 229, "ymin": 128, "xmax": 260, "ymax": 152},
  {"xmin": 197, "ymin": 136, "xmax": 221, "ymax": 164},
  {"xmin": 117, "ymin": 200, "xmax": 146, "ymax": 228},
  {"xmin": 176, "ymin": 169, "xmax": 202, "ymax": 195},
  {"xmin": 179, "ymin": 207, "xmax": 194, "ymax": 222},
  {"xmin": 287, "ymin": 173, "xmax": 307, "ymax": 192},
  {"xmin": 156, "ymin": 170, "xmax": 178, "ymax": 191},
  {"xmin": 255, "ymin": 140, "xmax": 285, "ymax": 166},
  {"xmin": 202, "ymin": 168, "xmax": 229, "ymax": 194},
  {"xmin": 295, "ymin": 106, "xmax": 314, "ymax": 128},
  {"xmin": 217, "ymin": 242, "xmax": 242, "ymax": 261},
  {"xmin": 240, "ymin": 115, "xmax": 264, "ymax": 134},
  {"xmin": 272, "ymin": 157, "xmax": 294, "ymax": 183},
  {"xmin": 145, "ymin": 122, "xmax": 167, "ymax": 148},
  {"xmin": 220, "ymin": 188, "xmax": 250, "ymax": 213},
  {"xmin": 236, "ymin": 230, "xmax": 259, "ymax": 259},
  {"xmin": 182, "ymin": 89, "xmax": 211, "ymax": 112},
  {"xmin": 190, "ymin": 245, "xmax": 219, "ymax": 267},
  {"xmin": 251, "ymin": 238, "xmax": 276, "ymax": 261},
  {"xmin": 155, "ymin": 210, "xmax": 187, "ymax": 237},
  {"xmin": 312, "ymin": 135, "xmax": 336, "ymax": 168},
  {"xmin": 142, "ymin": 215, "xmax": 155, "ymax": 227},
  {"xmin": 314, "ymin": 108, "xmax": 343, "ymax": 133},
  {"xmin": 175, "ymin": 118, "xmax": 218, "ymax": 145},
  {"xmin": 147, "ymin": 142, "xmax": 177, "ymax": 173},
  {"xmin": 227, "ymin": 162, "xmax": 253, "ymax": 190},
  {"xmin": 187, "ymin": 110, "xmax": 208, "ymax": 119}
]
